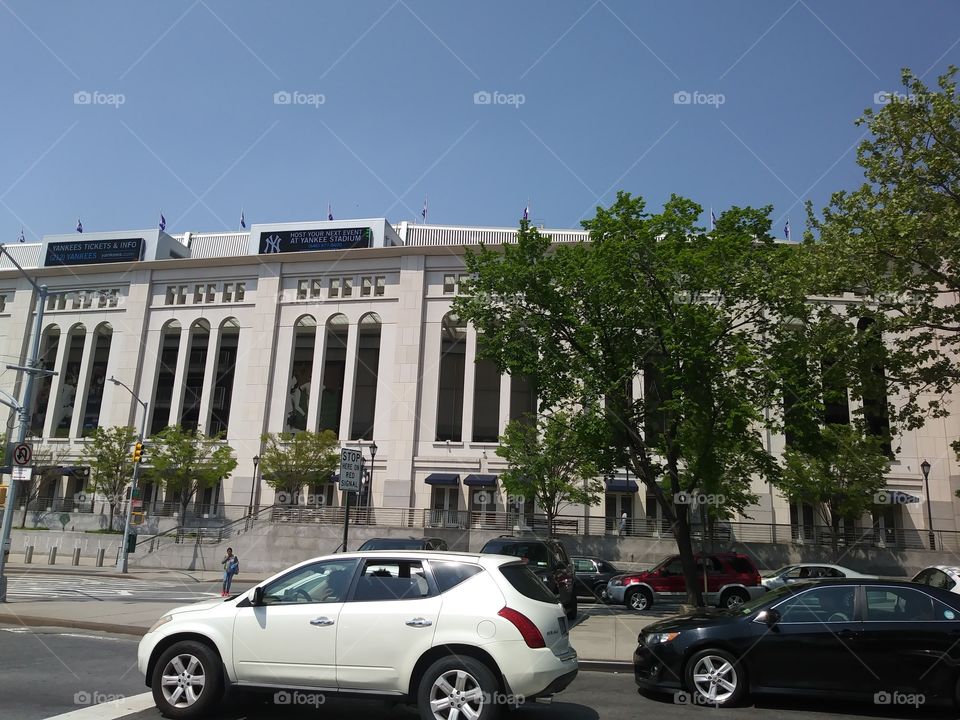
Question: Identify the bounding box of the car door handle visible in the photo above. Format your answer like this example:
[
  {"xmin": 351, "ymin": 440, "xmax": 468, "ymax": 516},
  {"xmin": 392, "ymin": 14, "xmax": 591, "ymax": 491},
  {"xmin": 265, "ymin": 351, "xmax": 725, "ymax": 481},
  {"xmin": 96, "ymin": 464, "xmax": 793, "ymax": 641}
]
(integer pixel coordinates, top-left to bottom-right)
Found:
[
  {"xmin": 837, "ymin": 629, "xmax": 859, "ymax": 639},
  {"xmin": 406, "ymin": 617, "xmax": 433, "ymax": 627},
  {"xmin": 310, "ymin": 617, "xmax": 335, "ymax": 626}
]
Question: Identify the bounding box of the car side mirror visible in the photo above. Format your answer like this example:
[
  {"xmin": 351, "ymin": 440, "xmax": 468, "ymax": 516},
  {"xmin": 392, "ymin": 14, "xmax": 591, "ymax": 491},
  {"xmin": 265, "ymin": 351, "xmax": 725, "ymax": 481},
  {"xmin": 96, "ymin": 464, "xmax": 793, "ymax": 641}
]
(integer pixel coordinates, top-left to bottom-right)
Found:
[
  {"xmin": 759, "ymin": 609, "xmax": 780, "ymax": 626},
  {"xmin": 252, "ymin": 586, "xmax": 264, "ymax": 606}
]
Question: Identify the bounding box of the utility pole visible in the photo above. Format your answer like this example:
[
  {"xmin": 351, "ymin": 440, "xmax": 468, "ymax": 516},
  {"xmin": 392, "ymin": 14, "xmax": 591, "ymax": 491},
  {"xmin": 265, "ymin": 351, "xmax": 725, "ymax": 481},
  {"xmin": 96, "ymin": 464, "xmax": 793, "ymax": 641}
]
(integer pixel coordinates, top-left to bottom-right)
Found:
[
  {"xmin": 110, "ymin": 376, "xmax": 148, "ymax": 573},
  {"xmin": 0, "ymin": 245, "xmax": 49, "ymax": 602}
]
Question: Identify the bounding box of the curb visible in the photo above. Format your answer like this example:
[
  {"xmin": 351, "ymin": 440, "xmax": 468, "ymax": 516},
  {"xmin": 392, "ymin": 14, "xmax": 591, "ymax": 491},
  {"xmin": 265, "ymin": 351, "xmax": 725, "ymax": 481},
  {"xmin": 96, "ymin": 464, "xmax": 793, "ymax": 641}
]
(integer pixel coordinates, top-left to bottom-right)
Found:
[
  {"xmin": 4, "ymin": 568, "xmax": 137, "ymax": 580},
  {"xmin": 0, "ymin": 616, "xmax": 148, "ymax": 637}
]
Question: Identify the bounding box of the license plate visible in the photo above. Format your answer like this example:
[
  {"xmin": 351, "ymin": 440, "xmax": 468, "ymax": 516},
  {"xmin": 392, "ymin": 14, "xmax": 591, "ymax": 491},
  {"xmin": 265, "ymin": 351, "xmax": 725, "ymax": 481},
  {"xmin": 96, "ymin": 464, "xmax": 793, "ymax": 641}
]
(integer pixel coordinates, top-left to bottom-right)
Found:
[{"xmin": 558, "ymin": 616, "xmax": 568, "ymax": 635}]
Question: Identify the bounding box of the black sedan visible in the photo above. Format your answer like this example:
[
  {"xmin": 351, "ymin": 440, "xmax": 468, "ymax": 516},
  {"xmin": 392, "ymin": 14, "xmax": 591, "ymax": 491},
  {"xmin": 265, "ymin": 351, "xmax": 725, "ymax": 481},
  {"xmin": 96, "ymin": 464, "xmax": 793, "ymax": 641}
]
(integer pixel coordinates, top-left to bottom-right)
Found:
[
  {"xmin": 635, "ymin": 579, "xmax": 960, "ymax": 707},
  {"xmin": 572, "ymin": 556, "xmax": 620, "ymax": 601}
]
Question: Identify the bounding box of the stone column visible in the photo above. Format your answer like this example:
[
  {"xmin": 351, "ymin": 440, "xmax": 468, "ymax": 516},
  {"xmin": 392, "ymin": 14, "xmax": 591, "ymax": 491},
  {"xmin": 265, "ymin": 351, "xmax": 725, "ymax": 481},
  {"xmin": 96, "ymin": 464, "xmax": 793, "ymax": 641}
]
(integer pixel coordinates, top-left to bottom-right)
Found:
[{"xmin": 69, "ymin": 327, "xmax": 98, "ymax": 438}]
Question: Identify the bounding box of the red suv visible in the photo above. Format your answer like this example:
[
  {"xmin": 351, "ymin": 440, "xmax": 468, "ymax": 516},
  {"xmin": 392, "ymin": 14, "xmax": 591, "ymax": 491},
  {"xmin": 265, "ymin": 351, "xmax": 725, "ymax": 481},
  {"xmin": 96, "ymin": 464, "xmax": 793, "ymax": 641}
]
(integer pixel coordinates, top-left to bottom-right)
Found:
[{"xmin": 606, "ymin": 552, "xmax": 763, "ymax": 611}]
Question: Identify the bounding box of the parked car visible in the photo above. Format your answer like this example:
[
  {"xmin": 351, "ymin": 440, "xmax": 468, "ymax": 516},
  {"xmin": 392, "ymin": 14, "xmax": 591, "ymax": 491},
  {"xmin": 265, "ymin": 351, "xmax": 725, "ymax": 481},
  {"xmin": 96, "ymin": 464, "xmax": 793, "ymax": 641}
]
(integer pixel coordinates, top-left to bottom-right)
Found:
[
  {"xmin": 357, "ymin": 537, "xmax": 448, "ymax": 551},
  {"xmin": 911, "ymin": 565, "xmax": 960, "ymax": 593},
  {"xmin": 572, "ymin": 556, "xmax": 620, "ymax": 602},
  {"xmin": 480, "ymin": 535, "xmax": 577, "ymax": 620},
  {"xmin": 761, "ymin": 563, "xmax": 876, "ymax": 590},
  {"xmin": 139, "ymin": 551, "xmax": 578, "ymax": 719},
  {"xmin": 607, "ymin": 552, "xmax": 763, "ymax": 611},
  {"xmin": 635, "ymin": 578, "xmax": 960, "ymax": 707}
]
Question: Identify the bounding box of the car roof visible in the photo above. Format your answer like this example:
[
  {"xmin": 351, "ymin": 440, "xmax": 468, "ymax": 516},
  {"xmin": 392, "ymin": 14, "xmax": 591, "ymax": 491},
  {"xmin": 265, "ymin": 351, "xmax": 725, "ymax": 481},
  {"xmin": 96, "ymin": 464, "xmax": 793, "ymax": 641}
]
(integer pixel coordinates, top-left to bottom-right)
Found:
[{"xmin": 916, "ymin": 565, "xmax": 960, "ymax": 576}]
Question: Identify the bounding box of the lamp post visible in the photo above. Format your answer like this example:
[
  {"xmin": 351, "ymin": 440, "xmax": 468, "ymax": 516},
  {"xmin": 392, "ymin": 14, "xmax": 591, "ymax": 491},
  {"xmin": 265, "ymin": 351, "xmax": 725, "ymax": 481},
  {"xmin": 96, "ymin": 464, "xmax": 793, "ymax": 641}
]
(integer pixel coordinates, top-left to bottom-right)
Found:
[
  {"xmin": 921, "ymin": 459, "xmax": 935, "ymax": 550},
  {"xmin": 248, "ymin": 455, "xmax": 260, "ymax": 517},
  {"xmin": 109, "ymin": 376, "xmax": 149, "ymax": 573},
  {"xmin": 0, "ymin": 245, "xmax": 49, "ymax": 602},
  {"xmin": 366, "ymin": 441, "xmax": 377, "ymax": 517}
]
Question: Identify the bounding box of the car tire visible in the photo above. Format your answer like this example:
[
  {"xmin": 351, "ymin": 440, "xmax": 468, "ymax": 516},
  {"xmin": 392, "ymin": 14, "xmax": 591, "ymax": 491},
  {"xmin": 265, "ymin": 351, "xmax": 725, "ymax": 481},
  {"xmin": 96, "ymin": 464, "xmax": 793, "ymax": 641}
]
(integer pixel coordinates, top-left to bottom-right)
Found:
[
  {"xmin": 625, "ymin": 587, "xmax": 653, "ymax": 611},
  {"xmin": 151, "ymin": 640, "xmax": 223, "ymax": 719},
  {"xmin": 595, "ymin": 583, "xmax": 610, "ymax": 603},
  {"xmin": 566, "ymin": 600, "xmax": 578, "ymax": 620},
  {"xmin": 720, "ymin": 588, "xmax": 749, "ymax": 610},
  {"xmin": 417, "ymin": 655, "xmax": 501, "ymax": 720},
  {"xmin": 685, "ymin": 648, "xmax": 746, "ymax": 707}
]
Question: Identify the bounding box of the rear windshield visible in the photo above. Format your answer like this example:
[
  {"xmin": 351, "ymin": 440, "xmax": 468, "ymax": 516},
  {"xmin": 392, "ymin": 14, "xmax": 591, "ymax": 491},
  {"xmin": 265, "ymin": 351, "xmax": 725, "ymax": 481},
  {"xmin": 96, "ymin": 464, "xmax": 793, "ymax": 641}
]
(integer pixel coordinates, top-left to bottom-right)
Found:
[
  {"xmin": 483, "ymin": 541, "xmax": 551, "ymax": 568},
  {"xmin": 727, "ymin": 557, "xmax": 757, "ymax": 574},
  {"xmin": 499, "ymin": 564, "xmax": 558, "ymax": 604},
  {"xmin": 358, "ymin": 539, "xmax": 422, "ymax": 550}
]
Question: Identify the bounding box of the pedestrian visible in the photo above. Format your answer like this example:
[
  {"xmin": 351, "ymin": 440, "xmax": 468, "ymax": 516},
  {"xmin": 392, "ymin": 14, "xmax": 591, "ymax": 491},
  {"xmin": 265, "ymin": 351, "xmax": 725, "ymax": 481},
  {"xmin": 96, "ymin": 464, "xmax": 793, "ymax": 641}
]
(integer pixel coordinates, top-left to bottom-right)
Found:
[
  {"xmin": 619, "ymin": 512, "xmax": 627, "ymax": 537},
  {"xmin": 221, "ymin": 547, "xmax": 240, "ymax": 596}
]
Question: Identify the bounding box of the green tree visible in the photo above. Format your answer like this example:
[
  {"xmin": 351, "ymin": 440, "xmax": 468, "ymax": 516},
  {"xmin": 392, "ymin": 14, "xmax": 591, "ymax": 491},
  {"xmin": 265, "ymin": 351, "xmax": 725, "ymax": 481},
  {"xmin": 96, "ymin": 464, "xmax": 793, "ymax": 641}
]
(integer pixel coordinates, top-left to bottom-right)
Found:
[
  {"xmin": 80, "ymin": 425, "xmax": 137, "ymax": 528},
  {"xmin": 778, "ymin": 424, "xmax": 890, "ymax": 560},
  {"xmin": 146, "ymin": 426, "xmax": 237, "ymax": 519},
  {"xmin": 259, "ymin": 430, "xmax": 340, "ymax": 503},
  {"xmin": 496, "ymin": 411, "xmax": 603, "ymax": 534},
  {"xmin": 455, "ymin": 194, "xmax": 789, "ymax": 605},
  {"xmin": 19, "ymin": 444, "xmax": 68, "ymax": 528},
  {"xmin": 810, "ymin": 66, "xmax": 960, "ymax": 418}
]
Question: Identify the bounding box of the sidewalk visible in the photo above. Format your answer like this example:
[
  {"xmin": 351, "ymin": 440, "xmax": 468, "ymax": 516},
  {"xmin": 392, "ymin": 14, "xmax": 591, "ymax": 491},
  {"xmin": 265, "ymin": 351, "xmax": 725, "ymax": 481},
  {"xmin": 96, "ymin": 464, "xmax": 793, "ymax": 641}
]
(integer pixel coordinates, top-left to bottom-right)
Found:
[{"xmin": 2, "ymin": 556, "xmax": 249, "ymax": 583}]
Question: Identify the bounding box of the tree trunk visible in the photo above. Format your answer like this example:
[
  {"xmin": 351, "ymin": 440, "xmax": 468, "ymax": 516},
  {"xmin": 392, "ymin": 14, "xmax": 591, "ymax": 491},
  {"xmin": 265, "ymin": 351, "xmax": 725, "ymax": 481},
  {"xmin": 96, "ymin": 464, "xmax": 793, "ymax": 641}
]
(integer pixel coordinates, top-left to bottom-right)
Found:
[
  {"xmin": 108, "ymin": 502, "xmax": 116, "ymax": 531},
  {"xmin": 674, "ymin": 506, "xmax": 705, "ymax": 607}
]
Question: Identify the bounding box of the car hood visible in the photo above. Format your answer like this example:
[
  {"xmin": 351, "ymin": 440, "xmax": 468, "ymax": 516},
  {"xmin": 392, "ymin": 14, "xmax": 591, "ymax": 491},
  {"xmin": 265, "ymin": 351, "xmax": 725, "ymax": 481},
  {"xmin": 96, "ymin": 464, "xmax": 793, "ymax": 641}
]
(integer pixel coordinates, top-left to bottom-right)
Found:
[
  {"xmin": 643, "ymin": 608, "xmax": 742, "ymax": 633},
  {"xmin": 169, "ymin": 597, "xmax": 231, "ymax": 616}
]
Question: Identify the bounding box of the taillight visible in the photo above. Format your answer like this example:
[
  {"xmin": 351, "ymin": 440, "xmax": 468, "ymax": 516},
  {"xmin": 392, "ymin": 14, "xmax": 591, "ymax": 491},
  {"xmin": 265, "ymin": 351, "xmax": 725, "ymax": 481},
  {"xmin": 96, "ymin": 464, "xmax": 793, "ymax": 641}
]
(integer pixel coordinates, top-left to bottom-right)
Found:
[{"xmin": 498, "ymin": 606, "xmax": 546, "ymax": 648}]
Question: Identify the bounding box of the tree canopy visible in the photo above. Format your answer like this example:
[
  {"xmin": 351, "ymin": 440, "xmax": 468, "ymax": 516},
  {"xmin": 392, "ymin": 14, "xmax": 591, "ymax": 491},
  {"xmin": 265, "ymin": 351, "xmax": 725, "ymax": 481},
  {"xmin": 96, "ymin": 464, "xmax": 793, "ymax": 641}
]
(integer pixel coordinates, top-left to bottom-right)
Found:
[
  {"xmin": 80, "ymin": 425, "xmax": 138, "ymax": 527},
  {"xmin": 145, "ymin": 426, "xmax": 237, "ymax": 517},
  {"xmin": 259, "ymin": 430, "xmax": 340, "ymax": 502}
]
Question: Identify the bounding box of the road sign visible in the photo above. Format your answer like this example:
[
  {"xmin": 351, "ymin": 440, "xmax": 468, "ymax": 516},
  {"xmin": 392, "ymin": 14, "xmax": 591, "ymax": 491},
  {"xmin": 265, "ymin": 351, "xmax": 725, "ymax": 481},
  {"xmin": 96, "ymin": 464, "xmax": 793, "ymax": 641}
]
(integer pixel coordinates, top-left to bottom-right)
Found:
[
  {"xmin": 11, "ymin": 466, "xmax": 32, "ymax": 482},
  {"xmin": 12, "ymin": 443, "xmax": 32, "ymax": 466},
  {"xmin": 339, "ymin": 448, "xmax": 364, "ymax": 492}
]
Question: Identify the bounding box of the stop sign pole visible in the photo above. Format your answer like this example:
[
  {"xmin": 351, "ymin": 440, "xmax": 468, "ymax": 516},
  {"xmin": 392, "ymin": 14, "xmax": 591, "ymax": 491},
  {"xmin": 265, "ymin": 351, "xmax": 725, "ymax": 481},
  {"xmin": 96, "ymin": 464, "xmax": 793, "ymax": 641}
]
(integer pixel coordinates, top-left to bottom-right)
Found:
[{"xmin": 339, "ymin": 448, "xmax": 363, "ymax": 552}]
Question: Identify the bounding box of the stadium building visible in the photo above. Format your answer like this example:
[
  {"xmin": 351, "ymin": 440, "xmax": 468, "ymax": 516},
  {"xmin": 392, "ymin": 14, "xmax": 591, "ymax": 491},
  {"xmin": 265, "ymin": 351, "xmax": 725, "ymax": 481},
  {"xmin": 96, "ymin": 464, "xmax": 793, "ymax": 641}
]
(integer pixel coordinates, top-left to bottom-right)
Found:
[{"xmin": 0, "ymin": 217, "xmax": 957, "ymax": 547}]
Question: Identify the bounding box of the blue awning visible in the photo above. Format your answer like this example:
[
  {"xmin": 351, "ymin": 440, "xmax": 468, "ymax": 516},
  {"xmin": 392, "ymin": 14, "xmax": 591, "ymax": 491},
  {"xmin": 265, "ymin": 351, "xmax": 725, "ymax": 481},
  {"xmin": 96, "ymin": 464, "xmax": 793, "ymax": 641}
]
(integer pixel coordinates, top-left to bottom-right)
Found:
[
  {"xmin": 877, "ymin": 489, "xmax": 921, "ymax": 504},
  {"xmin": 605, "ymin": 478, "xmax": 639, "ymax": 493},
  {"xmin": 464, "ymin": 474, "xmax": 497, "ymax": 487},
  {"xmin": 425, "ymin": 473, "xmax": 460, "ymax": 486}
]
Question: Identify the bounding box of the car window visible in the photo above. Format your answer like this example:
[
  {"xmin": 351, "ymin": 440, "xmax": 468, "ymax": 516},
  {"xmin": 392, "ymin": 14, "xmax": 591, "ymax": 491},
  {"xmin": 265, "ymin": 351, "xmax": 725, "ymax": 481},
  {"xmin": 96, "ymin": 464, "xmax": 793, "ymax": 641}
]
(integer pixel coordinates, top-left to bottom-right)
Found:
[
  {"xmin": 353, "ymin": 559, "xmax": 431, "ymax": 601},
  {"xmin": 774, "ymin": 585, "xmax": 855, "ymax": 623},
  {"xmin": 662, "ymin": 558, "xmax": 683, "ymax": 575},
  {"xmin": 358, "ymin": 538, "xmax": 422, "ymax": 550},
  {"xmin": 430, "ymin": 561, "xmax": 482, "ymax": 593},
  {"xmin": 262, "ymin": 559, "xmax": 359, "ymax": 605},
  {"xmin": 573, "ymin": 559, "xmax": 595, "ymax": 573},
  {"xmin": 784, "ymin": 567, "xmax": 806, "ymax": 579},
  {"xmin": 865, "ymin": 587, "xmax": 944, "ymax": 621},
  {"xmin": 551, "ymin": 542, "xmax": 570, "ymax": 565},
  {"xmin": 499, "ymin": 563, "xmax": 558, "ymax": 604},
  {"xmin": 727, "ymin": 557, "xmax": 756, "ymax": 574},
  {"xmin": 599, "ymin": 561, "xmax": 617, "ymax": 573},
  {"xmin": 484, "ymin": 541, "xmax": 551, "ymax": 568},
  {"xmin": 705, "ymin": 557, "xmax": 724, "ymax": 573},
  {"xmin": 914, "ymin": 568, "xmax": 957, "ymax": 591}
]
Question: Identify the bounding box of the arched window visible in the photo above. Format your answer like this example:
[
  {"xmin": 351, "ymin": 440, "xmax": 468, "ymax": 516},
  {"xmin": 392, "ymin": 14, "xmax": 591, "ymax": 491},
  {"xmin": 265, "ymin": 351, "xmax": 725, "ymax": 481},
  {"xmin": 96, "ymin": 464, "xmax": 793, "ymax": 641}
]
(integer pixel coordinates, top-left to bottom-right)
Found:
[
  {"xmin": 285, "ymin": 315, "xmax": 316, "ymax": 433},
  {"xmin": 350, "ymin": 313, "xmax": 381, "ymax": 440},
  {"xmin": 53, "ymin": 324, "xmax": 86, "ymax": 438},
  {"xmin": 30, "ymin": 325, "xmax": 60, "ymax": 436},
  {"xmin": 436, "ymin": 312, "xmax": 467, "ymax": 441},
  {"xmin": 472, "ymin": 333, "xmax": 500, "ymax": 442},
  {"xmin": 180, "ymin": 320, "xmax": 211, "ymax": 431},
  {"xmin": 80, "ymin": 323, "xmax": 113, "ymax": 436},
  {"xmin": 857, "ymin": 317, "xmax": 891, "ymax": 454},
  {"xmin": 318, "ymin": 314, "xmax": 349, "ymax": 434},
  {"xmin": 150, "ymin": 321, "xmax": 182, "ymax": 435},
  {"xmin": 210, "ymin": 318, "xmax": 240, "ymax": 436}
]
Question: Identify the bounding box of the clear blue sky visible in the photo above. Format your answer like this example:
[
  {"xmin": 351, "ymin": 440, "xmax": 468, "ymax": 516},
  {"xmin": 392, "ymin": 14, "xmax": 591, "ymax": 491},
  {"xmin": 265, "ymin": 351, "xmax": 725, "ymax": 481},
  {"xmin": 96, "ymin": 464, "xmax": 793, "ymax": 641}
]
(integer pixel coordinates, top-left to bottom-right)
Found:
[{"xmin": 1, "ymin": 0, "xmax": 958, "ymax": 240}]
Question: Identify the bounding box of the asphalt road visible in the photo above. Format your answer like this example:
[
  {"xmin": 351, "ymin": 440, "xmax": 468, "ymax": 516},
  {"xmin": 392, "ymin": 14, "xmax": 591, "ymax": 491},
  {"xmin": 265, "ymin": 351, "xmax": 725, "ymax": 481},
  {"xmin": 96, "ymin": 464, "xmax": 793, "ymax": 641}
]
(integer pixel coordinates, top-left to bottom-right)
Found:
[
  {"xmin": 3, "ymin": 572, "xmax": 257, "ymax": 602},
  {"xmin": 0, "ymin": 626, "xmax": 955, "ymax": 720}
]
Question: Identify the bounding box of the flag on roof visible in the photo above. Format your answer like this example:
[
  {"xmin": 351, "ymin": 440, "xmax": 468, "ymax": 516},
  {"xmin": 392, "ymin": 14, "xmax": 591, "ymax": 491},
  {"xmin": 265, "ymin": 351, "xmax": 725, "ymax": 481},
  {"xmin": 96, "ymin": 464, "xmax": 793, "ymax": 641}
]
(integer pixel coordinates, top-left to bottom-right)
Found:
[
  {"xmin": 240, "ymin": 209, "xmax": 246, "ymax": 230},
  {"xmin": 158, "ymin": 212, "xmax": 166, "ymax": 232},
  {"xmin": 784, "ymin": 219, "xmax": 791, "ymax": 240},
  {"xmin": 18, "ymin": 228, "xmax": 25, "ymax": 242},
  {"xmin": 328, "ymin": 204, "xmax": 333, "ymax": 221},
  {"xmin": 76, "ymin": 218, "xmax": 83, "ymax": 233}
]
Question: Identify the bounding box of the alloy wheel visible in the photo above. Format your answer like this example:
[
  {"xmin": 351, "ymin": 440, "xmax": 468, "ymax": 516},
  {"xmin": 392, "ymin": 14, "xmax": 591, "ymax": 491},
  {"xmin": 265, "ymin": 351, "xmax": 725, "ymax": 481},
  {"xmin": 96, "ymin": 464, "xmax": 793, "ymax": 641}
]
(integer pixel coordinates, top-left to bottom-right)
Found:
[
  {"xmin": 691, "ymin": 654, "xmax": 738, "ymax": 705},
  {"xmin": 428, "ymin": 668, "xmax": 486, "ymax": 720},
  {"xmin": 160, "ymin": 653, "xmax": 206, "ymax": 708}
]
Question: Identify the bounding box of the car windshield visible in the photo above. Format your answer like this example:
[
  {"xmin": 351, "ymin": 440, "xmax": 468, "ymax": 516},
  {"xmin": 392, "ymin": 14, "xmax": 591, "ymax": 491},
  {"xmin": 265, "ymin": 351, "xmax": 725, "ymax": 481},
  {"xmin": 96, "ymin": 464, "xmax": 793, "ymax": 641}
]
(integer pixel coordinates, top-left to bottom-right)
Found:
[
  {"xmin": 484, "ymin": 542, "xmax": 551, "ymax": 568},
  {"xmin": 737, "ymin": 584, "xmax": 796, "ymax": 615},
  {"xmin": 767, "ymin": 565, "xmax": 795, "ymax": 577}
]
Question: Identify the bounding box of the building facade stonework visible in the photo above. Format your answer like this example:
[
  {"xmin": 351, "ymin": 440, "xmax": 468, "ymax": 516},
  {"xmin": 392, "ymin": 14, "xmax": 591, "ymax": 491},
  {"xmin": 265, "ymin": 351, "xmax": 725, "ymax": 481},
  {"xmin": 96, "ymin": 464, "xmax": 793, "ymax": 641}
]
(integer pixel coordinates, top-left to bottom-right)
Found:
[{"xmin": 1, "ymin": 218, "xmax": 958, "ymax": 544}]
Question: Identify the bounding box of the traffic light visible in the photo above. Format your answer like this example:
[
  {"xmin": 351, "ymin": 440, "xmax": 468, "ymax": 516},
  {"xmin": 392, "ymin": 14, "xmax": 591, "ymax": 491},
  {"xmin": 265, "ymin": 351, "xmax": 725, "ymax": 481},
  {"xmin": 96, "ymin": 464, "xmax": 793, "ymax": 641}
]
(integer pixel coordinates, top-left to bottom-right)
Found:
[{"xmin": 132, "ymin": 441, "xmax": 144, "ymax": 463}]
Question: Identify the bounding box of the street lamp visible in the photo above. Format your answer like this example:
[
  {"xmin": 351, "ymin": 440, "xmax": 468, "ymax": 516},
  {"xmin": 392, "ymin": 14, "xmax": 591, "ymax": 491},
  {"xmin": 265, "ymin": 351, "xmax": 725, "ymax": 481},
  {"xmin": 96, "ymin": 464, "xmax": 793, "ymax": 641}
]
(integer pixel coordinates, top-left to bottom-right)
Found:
[
  {"xmin": 921, "ymin": 459, "xmax": 935, "ymax": 550},
  {"xmin": 367, "ymin": 441, "xmax": 377, "ymax": 511},
  {"xmin": 248, "ymin": 455, "xmax": 260, "ymax": 517},
  {"xmin": 109, "ymin": 376, "xmax": 149, "ymax": 574}
]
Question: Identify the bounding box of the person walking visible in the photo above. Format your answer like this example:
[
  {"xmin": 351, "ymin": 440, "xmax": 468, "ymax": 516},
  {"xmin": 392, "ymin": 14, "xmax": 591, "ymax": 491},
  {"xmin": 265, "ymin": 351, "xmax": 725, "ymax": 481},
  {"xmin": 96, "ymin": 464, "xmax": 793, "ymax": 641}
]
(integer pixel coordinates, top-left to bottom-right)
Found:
[{"xmin": 221, "ymin": 547, "xmax": 240, "ymax": 596}]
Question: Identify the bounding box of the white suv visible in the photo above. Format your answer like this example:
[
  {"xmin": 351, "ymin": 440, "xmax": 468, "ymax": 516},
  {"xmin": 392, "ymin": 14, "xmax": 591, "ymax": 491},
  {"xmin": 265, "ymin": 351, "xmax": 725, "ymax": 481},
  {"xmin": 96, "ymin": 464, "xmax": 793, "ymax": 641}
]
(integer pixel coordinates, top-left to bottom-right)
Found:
[{"xmin": 138, "ymin": 551, "xmax": 578, "ymax": 719}]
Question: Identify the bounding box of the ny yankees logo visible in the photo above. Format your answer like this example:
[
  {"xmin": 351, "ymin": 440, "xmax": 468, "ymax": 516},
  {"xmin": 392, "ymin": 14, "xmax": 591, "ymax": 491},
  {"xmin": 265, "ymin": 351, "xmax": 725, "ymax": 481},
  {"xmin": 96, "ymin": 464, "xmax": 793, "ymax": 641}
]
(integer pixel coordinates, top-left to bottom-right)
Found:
[{"xmin": 263, "ymin": 234, "xmax": 282, "ymax": 253}]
